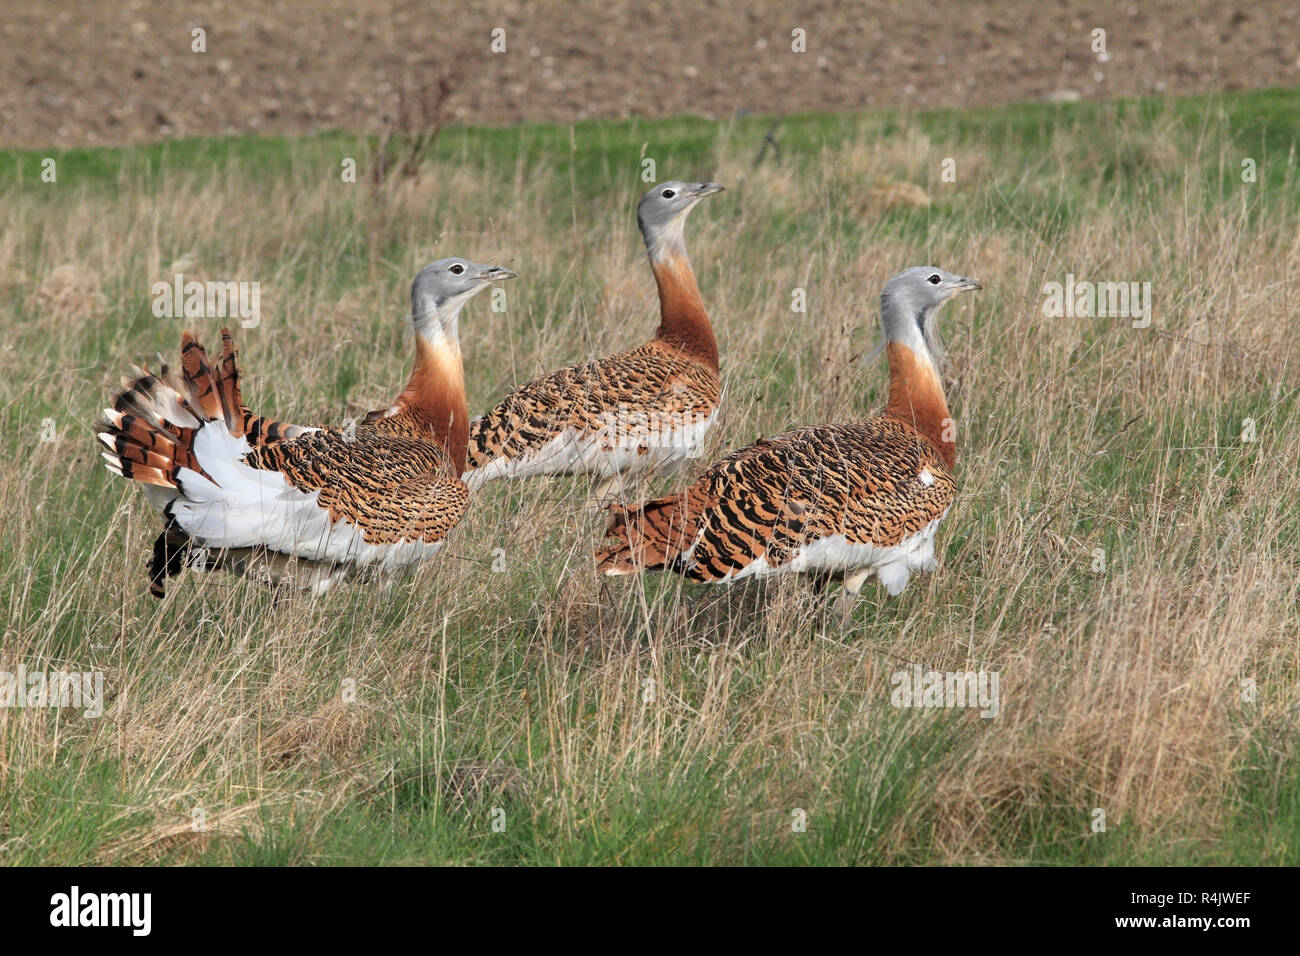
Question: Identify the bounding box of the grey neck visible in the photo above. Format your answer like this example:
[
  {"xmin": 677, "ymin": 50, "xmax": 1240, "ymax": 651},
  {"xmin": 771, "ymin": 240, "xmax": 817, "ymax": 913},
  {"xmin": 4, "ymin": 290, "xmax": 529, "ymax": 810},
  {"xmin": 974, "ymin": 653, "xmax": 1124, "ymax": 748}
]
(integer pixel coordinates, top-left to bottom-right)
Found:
[
  {"xmin": 879, "ymin": 291, "xmax": 943, "ymax": 374},
  {"xmin": 641, "ymin": 214, "xmax": 689, "ymax": 263},
  {"xmin": 412, "ymin": 290, "xmax": 467, "ymax": 351}
]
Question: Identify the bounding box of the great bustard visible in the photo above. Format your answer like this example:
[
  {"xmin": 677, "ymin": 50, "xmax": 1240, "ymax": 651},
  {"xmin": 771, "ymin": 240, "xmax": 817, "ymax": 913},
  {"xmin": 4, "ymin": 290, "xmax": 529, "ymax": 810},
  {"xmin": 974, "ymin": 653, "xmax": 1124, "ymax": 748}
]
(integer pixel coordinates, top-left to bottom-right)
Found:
[
  {"xmin": 596, "ymin": 267, "xmax": 981, "ymax": 596},
  {"xmin": 463, "ymin": 181, "xmax": 725, "ymax": 496},
  {"xmin": 97, "ymin": 259, "xmax": 515, "ymax": 596}
]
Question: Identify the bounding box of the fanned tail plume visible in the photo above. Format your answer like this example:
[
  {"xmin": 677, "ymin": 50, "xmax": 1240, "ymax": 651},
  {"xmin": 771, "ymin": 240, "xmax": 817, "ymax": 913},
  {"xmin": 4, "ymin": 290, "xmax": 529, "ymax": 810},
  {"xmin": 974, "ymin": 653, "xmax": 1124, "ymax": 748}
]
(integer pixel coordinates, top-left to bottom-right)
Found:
[
  {"xmin": 96, "ymin": 328, "xmax": 304, "ymax": 596},
  {"xmin": 98, "ymin": 350, "xmax": 210, "ymax": 490}
]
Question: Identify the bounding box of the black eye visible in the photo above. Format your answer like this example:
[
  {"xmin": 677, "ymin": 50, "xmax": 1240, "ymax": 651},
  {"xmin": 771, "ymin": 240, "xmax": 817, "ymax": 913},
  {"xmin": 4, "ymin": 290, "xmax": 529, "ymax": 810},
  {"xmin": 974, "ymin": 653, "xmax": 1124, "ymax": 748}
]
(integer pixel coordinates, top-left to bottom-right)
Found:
[
  {"xmin": 662, "ymin": 189, "xmax": 675, "ymax": 199},
  {"xmin": 928, "ymin": 274, "xmax": 941, "ymax": 284},
  {"xmin": 449, "ymin": 263, "xmax": 464, "ymax": 275}
]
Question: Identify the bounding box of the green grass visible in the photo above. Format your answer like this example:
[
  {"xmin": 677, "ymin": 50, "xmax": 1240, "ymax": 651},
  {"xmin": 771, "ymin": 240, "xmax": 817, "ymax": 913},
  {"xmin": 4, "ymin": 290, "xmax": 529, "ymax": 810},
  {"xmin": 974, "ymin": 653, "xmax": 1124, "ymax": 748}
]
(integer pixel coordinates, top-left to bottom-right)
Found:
[{"xmin": 7, "ymin": 86, "xmax": 1300, "ymax": 210}]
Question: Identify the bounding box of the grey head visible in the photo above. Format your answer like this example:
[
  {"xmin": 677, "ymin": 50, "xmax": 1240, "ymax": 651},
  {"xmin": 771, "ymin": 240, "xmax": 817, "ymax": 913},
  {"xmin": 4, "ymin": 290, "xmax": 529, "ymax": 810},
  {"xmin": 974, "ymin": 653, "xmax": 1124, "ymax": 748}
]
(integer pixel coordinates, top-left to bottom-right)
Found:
[
  {"xmin": 879, "ymin": 266, "xmax": 981, "ymax": 370},
  {"xmin": 636, "ymin": 180, "xmax": 725, "ymax": 260},
  {"xmin": 410, "ymin": 257, "xmax": 517, "ymax": 345}
]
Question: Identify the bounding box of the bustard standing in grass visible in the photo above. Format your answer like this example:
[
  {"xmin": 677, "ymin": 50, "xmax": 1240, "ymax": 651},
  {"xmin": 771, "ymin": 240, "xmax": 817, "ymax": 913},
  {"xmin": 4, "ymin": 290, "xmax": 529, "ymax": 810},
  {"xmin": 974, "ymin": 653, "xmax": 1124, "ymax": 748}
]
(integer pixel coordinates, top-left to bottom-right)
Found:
[
  {"xmin": 463, "ymin": 181, "xmax": 725, "ymax": 496},
  {"xmin": 97, "ymin": 258, "xmax": 515, "ymax": 596},
  {"xmin": 596, "ymin": 267, "xmax": 981, "ymax": 596}
]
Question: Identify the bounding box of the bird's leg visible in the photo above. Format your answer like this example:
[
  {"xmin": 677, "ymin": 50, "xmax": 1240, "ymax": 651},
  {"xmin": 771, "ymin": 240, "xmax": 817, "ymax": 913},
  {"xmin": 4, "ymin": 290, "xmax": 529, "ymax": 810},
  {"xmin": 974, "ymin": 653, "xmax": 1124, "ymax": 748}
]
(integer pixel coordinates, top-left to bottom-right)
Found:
[
  {"xmin": 842, "ymin": 569, "xmax": 871, "ymax": 594},
  {"xmin": 835, "ymin": 589, "xmax": 856, "ymax": 629},
  {"xmin": 831, "ymin": 569, "xmax": 872, "ymax": 627},
  {"xmin": 589, "ymin": 473, "xmax": 623, "ymax": 504}
]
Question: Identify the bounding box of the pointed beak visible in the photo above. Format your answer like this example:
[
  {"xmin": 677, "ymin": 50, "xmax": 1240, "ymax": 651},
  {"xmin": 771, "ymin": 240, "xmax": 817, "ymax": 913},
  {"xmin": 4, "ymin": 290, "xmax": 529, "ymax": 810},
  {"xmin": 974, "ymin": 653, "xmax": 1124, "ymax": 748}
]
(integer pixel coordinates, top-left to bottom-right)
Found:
[
  {"xmin": 691, "ymin": 182, "xmax": 726, "ymax": 198},
  {"xmin": 476, "ymin": 265, "xmax": 517, "ymax": 283},
  {"xmin": 956, "ymin": 276, "xmax": 983, "ymax": 292}
]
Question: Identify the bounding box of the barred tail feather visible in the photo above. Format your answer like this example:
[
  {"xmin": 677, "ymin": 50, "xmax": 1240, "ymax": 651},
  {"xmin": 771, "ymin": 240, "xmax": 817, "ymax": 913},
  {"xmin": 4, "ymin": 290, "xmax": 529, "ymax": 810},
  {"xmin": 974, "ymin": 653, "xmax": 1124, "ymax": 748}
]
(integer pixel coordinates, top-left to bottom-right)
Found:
[
  {"xmin": 97, "ymin": 329, "xmax": 261, "ymax": 596},
  {"xmin": 97, "ymin": 336, "xmax": 223, "ymax": 488},
  {"xmin": 216, "ymin": 329, "xmax": 245, "ymax": 436},
  {"xmin": 179, "ymin": 330, "xmax": 225, "ymax": 423},
  {"xmin": 220, "ymin": 328, "xmax": 314, "ymax": 445},
  {"xmin": 596, "ymin": 491, "xmax": 701, "ymax": 575}
]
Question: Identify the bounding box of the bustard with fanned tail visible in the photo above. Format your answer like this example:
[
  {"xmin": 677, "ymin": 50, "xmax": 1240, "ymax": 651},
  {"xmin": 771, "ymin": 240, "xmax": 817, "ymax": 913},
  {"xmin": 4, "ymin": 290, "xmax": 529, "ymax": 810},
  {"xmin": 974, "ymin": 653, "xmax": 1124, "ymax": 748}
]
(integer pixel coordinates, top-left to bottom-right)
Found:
[{"xmin": 98, "ymin": 259, "xmax": 515, "ymax": 596}]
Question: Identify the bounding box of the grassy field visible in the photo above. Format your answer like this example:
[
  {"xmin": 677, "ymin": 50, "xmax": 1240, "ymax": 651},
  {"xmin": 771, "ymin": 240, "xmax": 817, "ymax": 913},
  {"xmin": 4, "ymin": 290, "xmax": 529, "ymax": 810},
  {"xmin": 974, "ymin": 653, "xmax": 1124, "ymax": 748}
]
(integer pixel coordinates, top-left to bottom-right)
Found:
[{"xmin": 1, "ymin": 87, "xmax": 1298, "ymax": 865}]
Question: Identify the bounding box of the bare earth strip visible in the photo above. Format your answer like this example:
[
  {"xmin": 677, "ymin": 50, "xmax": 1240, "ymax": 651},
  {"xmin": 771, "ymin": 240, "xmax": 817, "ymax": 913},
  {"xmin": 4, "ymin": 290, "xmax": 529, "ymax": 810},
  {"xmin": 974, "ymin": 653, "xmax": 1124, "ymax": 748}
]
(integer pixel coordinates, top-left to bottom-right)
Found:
[{"xmin": 3, "ymin": 0, "xmax": 1299, "ymax": 148}]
